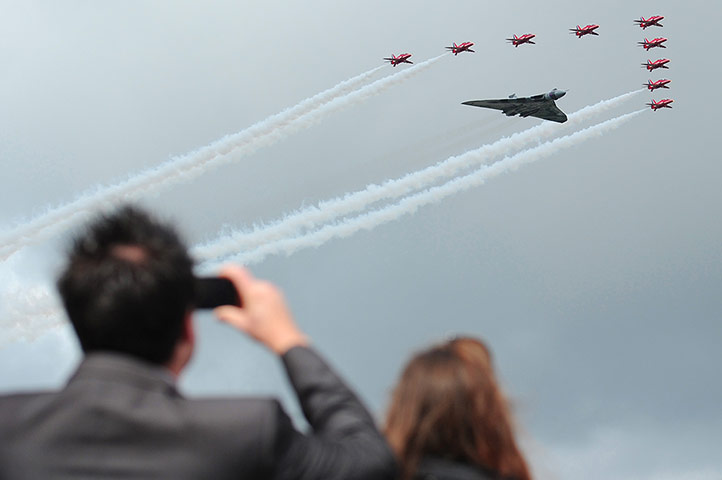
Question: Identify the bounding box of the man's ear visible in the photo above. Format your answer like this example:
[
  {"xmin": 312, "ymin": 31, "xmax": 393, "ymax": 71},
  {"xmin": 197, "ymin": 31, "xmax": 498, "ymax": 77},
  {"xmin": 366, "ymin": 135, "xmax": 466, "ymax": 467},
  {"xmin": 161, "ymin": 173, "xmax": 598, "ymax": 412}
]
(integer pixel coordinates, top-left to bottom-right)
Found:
[{"xmin": 166, "ymin": 312, "xmax": 195, "ymax": 377}]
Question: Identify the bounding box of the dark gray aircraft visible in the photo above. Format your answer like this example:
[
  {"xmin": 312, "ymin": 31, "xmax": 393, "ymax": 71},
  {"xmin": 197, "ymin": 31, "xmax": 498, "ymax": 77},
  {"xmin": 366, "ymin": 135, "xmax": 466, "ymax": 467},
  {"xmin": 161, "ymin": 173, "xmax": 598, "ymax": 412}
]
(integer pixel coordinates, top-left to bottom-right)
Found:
[{"xmin": 462, "ymin": 88, "xmax": 568, "ymax": 123}]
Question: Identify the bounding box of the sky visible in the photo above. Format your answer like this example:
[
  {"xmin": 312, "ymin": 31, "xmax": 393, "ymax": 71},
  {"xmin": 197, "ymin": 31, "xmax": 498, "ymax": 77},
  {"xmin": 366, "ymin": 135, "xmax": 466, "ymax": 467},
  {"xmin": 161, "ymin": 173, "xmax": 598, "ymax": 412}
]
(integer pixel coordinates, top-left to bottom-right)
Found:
[{"xmin": 1, "ymin": 1, "xmax": 720, "ymax": 479}]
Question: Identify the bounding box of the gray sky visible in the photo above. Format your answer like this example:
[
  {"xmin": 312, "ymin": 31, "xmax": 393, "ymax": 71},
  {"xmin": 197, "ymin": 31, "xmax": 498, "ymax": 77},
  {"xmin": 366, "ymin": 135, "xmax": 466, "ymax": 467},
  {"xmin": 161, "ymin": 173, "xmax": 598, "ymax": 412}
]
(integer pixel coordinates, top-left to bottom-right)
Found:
[{"xmin": 1, "ymin": 1, "xmax": 720, "ymax": 479}]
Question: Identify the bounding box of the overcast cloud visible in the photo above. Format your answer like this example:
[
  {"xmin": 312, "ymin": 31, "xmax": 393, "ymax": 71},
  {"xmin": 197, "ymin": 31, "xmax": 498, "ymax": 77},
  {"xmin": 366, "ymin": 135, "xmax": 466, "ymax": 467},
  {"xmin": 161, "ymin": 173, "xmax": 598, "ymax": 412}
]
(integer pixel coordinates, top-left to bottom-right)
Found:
[{"xmin": 1, "ymin": 1, "xmax": 720, "ymax": 478}]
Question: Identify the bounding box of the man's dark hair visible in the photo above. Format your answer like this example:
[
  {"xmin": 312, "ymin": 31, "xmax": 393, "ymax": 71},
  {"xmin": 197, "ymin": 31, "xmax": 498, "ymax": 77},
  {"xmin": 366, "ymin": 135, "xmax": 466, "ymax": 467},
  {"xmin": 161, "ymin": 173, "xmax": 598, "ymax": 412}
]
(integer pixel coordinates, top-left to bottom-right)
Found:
[{"xmin": 57, "ymin": 205, "xmax": 195, "ymax": 364}]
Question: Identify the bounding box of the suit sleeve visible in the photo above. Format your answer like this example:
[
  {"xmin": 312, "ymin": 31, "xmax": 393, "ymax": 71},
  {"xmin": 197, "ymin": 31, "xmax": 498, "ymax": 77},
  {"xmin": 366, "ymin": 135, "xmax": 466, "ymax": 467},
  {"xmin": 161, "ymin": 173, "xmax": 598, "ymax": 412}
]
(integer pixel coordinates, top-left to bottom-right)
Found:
[{"xmin": 269, "ymin": 346, "xmax": 396, "ymax": 480}]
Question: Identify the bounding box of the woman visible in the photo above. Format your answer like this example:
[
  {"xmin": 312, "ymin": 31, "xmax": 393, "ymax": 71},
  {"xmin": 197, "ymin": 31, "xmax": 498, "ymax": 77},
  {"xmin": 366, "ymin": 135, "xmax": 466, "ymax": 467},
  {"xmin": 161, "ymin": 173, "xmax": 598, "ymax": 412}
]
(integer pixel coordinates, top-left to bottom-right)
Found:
[{"xmin": 384, "ymin": 337, "xmax": 532, "ymax": 480}]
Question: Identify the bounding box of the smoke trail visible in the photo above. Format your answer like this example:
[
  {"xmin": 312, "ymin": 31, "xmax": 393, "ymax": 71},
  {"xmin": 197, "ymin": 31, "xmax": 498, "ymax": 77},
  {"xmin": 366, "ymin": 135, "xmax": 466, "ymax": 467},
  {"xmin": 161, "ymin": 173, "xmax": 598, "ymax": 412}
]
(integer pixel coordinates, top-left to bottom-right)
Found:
[
  {"xmin": 209, "ymin": 109, "xmax": 645, "ymax": 267},
  {"xmin": 193, "ymin": 89, "xmax": 643, "ymax": 261},
  {"xmin": 0, "ymin": 270, "xmax": 64, "ymax": 346},
  {"xmin": 0, "ymin": 108, "xmax": 643, "ymax": 343},
  {"xmin": 1, "ymin": 66, "xmax": 384, "ymax": 259},
  {"xmin": 0, "ymin": 57, "xmax": 447, "ymax": 340},
  {"xmin": 1, "ymin": 60, "xmax": 437, "ymax": 261}
]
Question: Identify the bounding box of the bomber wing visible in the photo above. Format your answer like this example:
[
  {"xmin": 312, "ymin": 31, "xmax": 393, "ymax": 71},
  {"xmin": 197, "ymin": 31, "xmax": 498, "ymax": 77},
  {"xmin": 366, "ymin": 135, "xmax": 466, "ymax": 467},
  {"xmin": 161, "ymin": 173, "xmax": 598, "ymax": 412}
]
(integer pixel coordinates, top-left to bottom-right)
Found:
[{"xmin": 462, "ymin": 94, "xmax": 568, "ymax": 123}]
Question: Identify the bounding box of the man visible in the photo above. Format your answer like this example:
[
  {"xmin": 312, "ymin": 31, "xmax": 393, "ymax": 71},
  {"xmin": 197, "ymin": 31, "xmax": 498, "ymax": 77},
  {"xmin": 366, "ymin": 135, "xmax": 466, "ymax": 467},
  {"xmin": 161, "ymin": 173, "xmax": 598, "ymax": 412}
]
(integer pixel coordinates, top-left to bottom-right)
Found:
[{"xmin": 0, "ymin": 206, "xmax": 396, "ymax": 479}]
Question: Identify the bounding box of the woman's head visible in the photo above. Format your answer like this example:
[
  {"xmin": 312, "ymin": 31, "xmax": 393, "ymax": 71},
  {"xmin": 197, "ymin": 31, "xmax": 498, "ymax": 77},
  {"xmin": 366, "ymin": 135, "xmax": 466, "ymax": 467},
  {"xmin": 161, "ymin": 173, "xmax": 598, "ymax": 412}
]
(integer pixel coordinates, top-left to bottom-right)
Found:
[{"xmin": 385, "ymin": 337, "xmax": 530, "ymax": 480}]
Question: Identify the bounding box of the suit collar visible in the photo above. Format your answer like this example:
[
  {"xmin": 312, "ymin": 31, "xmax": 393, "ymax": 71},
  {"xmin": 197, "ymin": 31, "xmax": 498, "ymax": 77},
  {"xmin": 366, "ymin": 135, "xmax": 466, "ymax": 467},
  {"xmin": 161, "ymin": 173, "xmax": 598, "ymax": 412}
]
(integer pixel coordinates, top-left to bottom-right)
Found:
[{"xmin": 68, "ymin": 352, "xmax": 179, "ymax": 396}]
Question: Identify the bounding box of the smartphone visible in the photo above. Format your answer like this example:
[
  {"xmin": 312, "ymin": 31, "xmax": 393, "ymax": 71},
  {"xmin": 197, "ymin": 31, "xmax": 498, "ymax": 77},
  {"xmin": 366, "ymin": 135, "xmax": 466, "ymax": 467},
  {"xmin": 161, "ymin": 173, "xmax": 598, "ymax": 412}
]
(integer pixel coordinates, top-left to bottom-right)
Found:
[{"xmin": 195, "ymin": 277, "xmax": 241, "ymax": 309}]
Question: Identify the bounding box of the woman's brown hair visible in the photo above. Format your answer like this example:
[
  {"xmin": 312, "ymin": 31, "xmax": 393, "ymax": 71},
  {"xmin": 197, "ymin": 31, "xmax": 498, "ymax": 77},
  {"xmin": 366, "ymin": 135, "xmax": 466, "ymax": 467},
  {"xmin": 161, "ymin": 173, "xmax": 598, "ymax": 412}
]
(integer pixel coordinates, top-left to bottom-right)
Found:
[{"xmin": 384, "ymin": 337, "xmax": 531, "ymax": 480}]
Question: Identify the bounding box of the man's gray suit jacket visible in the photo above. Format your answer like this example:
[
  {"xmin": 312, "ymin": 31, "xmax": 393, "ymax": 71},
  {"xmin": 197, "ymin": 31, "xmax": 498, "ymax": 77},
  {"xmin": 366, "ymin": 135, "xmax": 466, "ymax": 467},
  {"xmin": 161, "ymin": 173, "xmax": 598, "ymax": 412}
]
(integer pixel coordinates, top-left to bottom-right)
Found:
[{"xmin": 0, "ymin": 346, "xmax": 396, "ymax": 479}]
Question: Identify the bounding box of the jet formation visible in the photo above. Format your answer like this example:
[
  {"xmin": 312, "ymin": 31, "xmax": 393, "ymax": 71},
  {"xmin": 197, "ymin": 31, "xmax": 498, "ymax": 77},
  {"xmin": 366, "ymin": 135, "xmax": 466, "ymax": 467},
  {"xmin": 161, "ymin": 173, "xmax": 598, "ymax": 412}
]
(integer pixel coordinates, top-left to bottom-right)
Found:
[
  {"xmin": 383, "ymin": 14, "xmax": 672, "ymax": 116},
  {"xmin": 635, "ymin": 15, "xmax": 672, "ymax": 110}
]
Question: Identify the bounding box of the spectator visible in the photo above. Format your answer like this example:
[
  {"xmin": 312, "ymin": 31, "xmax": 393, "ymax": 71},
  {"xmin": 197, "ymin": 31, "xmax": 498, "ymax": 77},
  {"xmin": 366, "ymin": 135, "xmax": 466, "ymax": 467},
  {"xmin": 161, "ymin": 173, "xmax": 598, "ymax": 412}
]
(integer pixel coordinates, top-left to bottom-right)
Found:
[
  {"xmin": 384, "ymin": 337, "xmax": 531, "ymax": 480},
  {"xmin": 0, "ymin": 205, "xmax": 395, "ymax": 480}
]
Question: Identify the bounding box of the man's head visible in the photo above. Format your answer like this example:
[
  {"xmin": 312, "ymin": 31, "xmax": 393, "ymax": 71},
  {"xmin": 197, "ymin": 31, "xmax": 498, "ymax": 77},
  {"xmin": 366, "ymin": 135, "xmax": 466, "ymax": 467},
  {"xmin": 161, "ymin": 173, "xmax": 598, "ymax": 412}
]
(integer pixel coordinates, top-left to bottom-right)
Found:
[{"xmin": 57, "ymin": 205, "xmax": 195, "ymax": 365}]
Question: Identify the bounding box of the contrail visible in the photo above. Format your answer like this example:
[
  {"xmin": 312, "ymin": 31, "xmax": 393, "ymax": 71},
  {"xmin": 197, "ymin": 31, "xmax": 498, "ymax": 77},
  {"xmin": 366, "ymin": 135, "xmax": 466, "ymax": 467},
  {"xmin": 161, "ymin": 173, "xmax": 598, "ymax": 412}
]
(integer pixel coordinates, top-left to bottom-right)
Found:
[
  {"xmin": 0, "ymin": 274, "xmax": 64, "ymax": 346},
  {"xmin": 193, "ymin": 89, "xmax": 643, "ymax": 261},
  {"xmin": 1, "ymin": 66, "xmax": 385, "ymax": 260},
  {"xmin": 0, "ymin": 108, "xmax": 643, "ymax": 343},
  {"xmin": 1, "ymin": 57, "xmax": 444, "ymax": 261},
  {"xmin": 208, "ymin": 109, "xmax": 645, "ymax": 267}
]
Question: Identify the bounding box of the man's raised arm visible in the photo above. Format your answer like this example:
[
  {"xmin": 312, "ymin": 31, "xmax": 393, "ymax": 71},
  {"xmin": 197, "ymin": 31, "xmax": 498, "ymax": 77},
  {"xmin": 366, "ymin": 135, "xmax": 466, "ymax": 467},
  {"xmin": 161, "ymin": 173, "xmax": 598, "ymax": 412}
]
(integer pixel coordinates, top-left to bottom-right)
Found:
[{"xmin": 215, "ymin": 266, "xmax": 396, "ymax": 480}]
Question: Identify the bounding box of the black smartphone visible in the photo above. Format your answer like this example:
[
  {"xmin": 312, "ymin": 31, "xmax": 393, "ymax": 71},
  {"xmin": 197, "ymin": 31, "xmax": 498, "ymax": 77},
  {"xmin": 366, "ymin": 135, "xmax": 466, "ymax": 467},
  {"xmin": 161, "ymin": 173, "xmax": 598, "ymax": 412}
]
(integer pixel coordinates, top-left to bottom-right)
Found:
[{"xmin": 195, "ymin": 277, "xmax": 241, "ymax": 309}]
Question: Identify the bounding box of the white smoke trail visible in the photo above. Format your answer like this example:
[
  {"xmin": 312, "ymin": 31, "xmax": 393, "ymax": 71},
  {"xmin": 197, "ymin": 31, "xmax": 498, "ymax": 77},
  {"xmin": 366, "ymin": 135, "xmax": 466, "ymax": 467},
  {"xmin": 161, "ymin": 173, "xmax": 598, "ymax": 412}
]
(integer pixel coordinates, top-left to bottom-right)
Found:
[
  {"xmin": 193, "ymin": 89, "xmax": 643, "ymax": 261},
  {"xmin": 1, "ymin": 66, "xmax": 384, "ymax": 259},
  {"xmin": 1, "ymin": 59, "xmax": 444, "ymax": 261},
  {"xmin": 0, "ymin": 57, "xmax": 448, "ymax": 341},
  {"xmin": 209, "ymin": 109, "xmax": 645, "ymax": 267},
  {"xmin": 0, "ymin": 108, "xmax": 643, "ymax": 343},
  {"xmin": 0, "ymin": 269, "xmax": 65, "ymax": 346}
]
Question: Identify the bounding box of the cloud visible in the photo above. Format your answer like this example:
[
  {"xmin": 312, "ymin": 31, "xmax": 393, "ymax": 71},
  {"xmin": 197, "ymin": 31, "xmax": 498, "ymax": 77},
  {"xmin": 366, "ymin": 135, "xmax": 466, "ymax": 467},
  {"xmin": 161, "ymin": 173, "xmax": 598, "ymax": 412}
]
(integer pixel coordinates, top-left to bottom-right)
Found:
[{"xmin": 532, "ymin": 424, "xmax": 722, "ymax": 480}]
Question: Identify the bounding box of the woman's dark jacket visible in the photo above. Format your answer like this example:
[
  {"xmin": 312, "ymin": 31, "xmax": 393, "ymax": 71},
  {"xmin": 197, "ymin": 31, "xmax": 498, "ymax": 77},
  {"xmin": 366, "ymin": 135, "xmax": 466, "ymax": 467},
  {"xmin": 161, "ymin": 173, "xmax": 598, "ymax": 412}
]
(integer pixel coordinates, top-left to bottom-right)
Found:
[{"xmin": 413, "ymin": 457, "xmax": 506, "ymax": 480}]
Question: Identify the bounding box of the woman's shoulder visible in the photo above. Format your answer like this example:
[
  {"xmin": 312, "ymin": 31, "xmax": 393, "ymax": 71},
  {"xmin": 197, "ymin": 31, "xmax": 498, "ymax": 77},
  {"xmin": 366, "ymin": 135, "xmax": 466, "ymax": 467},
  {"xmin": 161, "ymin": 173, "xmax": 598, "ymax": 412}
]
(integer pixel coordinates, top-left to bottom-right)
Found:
[{"xmin": 413, "ymin": 457, "xmax": 502, "ymax": 480}]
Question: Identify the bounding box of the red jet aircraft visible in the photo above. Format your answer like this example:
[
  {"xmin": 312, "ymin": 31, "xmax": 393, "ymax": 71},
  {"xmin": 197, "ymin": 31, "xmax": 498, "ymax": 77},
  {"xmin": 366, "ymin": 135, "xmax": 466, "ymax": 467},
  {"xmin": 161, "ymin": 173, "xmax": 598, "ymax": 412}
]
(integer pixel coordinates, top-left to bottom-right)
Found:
[
  {"xmin": 506, "ymin": 34, "xmax": 535, "ymax": 47},
  {"xmin": 569, "ymin": 24, "xmax": 600, "ymax": 37},
  {"xmin": 642, "ymin": 58, "xmax": 670, "ymax": 71},
  {"xmin": 446, "ymin": 42, "xmax": 475, "ymax": 55},
  {"xmin": 635, "ymin": 16, "xmax": 664, "ymax": 29},
  {"xmin": 383, "ymin": 53, "xmax": 413, "ymax": 67},
  {"xmin": 644, "ymin": 79, "xmax": 671, "ymax": 91},
  {"xmin": 638, "ymin": 37, "xmax": 667, "ymax": 50},
  {"xmin": 647, "ymin": 99, "xmax": 673, "ymax": 111}
]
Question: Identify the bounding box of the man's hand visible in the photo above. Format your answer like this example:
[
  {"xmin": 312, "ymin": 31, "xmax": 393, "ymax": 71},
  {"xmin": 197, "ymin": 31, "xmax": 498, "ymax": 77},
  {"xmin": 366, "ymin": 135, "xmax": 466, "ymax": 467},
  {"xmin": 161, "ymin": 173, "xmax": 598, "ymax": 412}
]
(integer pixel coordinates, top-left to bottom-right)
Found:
[{"xmin": 214, "ymin": 265, "xmax": 309, "ymax": 355}]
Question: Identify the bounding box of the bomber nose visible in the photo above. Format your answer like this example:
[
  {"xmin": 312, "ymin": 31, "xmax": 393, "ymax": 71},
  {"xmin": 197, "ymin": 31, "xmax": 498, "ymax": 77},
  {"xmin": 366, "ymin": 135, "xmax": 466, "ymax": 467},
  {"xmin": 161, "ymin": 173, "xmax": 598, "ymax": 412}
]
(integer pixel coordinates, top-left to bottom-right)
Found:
[{"xmin": 552, "ymin": 89, "xmax": 566, "ymax": 99}]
